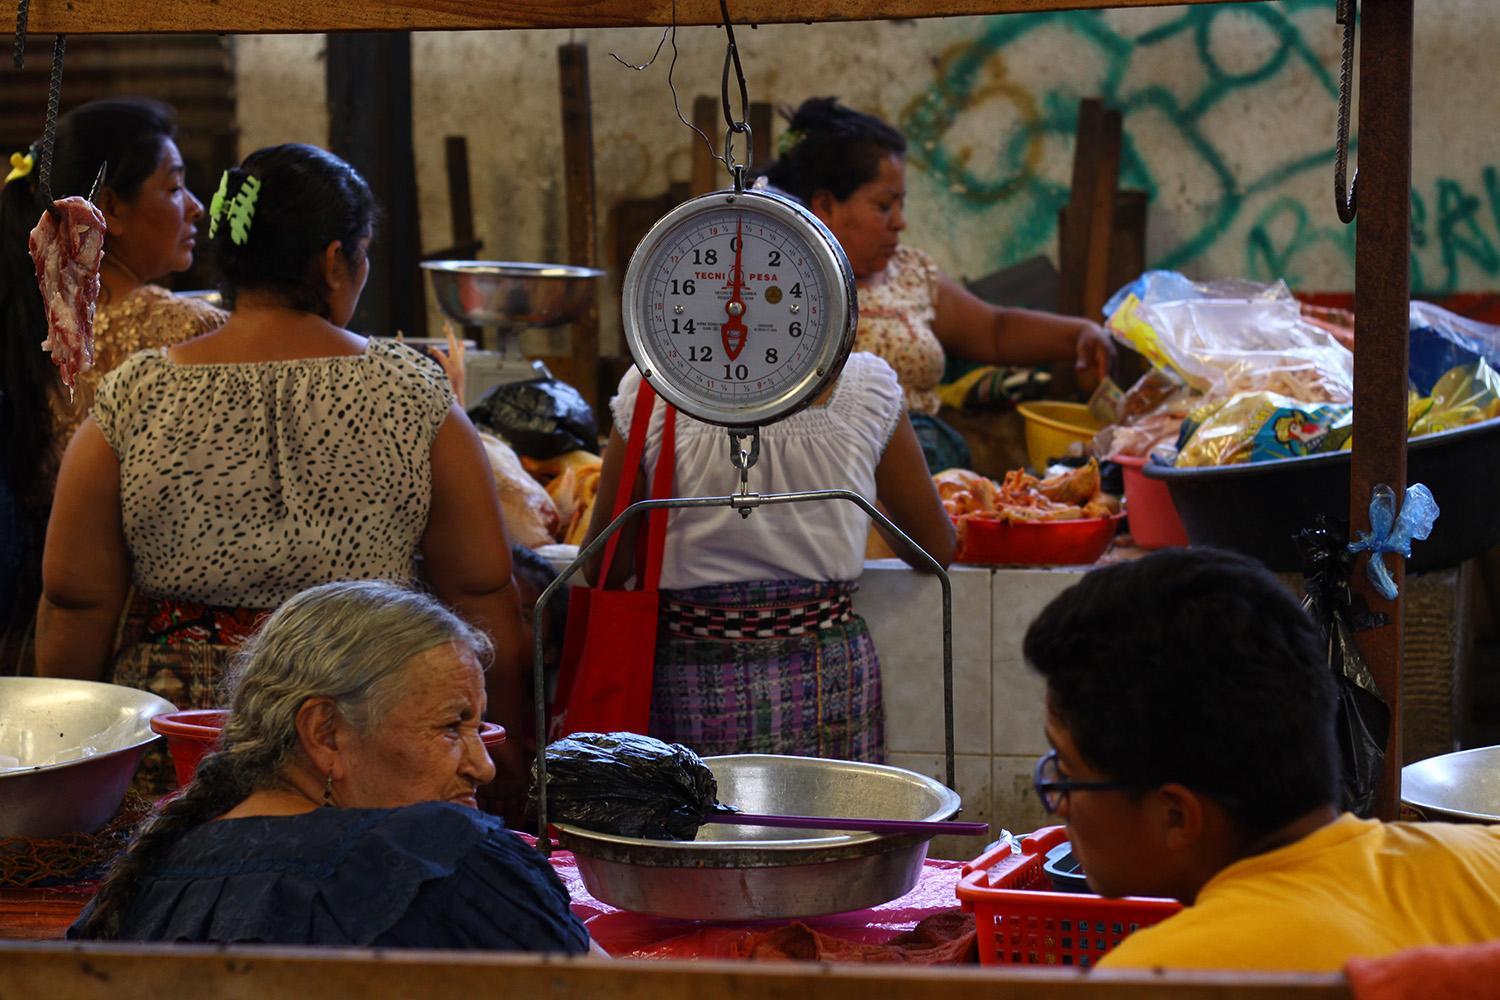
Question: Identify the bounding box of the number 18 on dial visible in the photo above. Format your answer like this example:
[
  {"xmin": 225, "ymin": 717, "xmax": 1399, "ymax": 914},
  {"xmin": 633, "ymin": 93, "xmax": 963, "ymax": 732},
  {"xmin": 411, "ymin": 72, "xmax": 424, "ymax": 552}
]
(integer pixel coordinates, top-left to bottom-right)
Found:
[{"xmin": 622, "ymin": 188, "xmax": 857, "ymax": 428}]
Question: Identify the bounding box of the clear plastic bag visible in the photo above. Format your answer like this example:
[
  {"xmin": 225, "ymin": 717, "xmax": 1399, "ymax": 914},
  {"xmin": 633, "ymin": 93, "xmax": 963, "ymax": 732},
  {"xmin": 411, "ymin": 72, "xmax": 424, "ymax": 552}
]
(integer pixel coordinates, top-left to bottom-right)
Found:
[
  {"xmin": 1105, "ymin": 270, "xmax": 1353, "ymax": 403},
  {"xmin": 1409, "ymin": 301, "xmax": 1500, "ymax": 395}
]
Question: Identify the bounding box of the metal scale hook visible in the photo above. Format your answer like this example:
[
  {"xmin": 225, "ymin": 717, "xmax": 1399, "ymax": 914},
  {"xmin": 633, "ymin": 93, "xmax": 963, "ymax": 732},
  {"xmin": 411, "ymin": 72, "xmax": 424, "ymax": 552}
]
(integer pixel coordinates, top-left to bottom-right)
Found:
[{"xmin": 727, "ymin": 426, "xmax": 760, "ymax": 517}]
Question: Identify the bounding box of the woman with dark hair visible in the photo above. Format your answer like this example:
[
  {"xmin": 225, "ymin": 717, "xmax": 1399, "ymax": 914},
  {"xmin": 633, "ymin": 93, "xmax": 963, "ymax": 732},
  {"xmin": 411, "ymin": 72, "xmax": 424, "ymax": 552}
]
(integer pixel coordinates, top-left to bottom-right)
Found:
[
  {"xmin": 0, "ymin": 98, "xmax": 224, "ymax": 670},
  {"xmin": 68, "ymin": 579, "xmax": 590, "ymax": 953},
  {"xmin": 762, "ymin": 97, "xmax": 1114, "ymax": 471},
  {"xmin": 36, "ymin": 144, "xmax": 530, "ymax": 811}
]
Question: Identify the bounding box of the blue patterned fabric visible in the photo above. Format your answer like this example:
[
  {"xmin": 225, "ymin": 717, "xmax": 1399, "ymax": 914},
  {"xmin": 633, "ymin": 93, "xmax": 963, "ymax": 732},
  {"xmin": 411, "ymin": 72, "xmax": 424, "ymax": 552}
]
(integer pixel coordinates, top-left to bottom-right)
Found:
[
  {"xmin": 909, "ymin": 411, "xmax": 972, "ymax": 472},
  {"xmin": 69, "ymin": 801, "xmax": 588, "ymax": 953}
]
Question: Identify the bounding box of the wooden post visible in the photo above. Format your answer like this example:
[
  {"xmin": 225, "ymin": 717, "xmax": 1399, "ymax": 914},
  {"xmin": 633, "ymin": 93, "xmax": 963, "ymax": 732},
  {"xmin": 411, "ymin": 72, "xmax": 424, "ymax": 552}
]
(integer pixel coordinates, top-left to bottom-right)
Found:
[
  {"xmin": 691, "ymin": 94, "xmax": 721, "ymax": 196},
  {"xmin": 1350, "ymin": 0, "xmax": 1413, "ymax": 821},
  {"xmin": 327, "ymin": 32, "xmax": 424, "ymax": 338},
  {"xmin": 551, "ymin": 41, "xmax": 602, "ymax": 416},
  {"xmin": 750, "ymin": 100, "xmax": 773, "ymax": 172},
  {"xmin": 443, "ymin": 135, "xmax": 485, "ymax": 345},
  {"xmin": 1057, "ymin": 98, "xmax": 1121, "ymax": 394}
]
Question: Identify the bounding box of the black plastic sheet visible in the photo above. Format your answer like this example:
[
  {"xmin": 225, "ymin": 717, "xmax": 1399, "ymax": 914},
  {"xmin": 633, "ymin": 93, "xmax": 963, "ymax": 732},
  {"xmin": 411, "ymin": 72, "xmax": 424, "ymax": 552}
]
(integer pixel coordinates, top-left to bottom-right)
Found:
[
  {"xmin": 535, "ymin": 732, "xmax": 728, "ymax": 840},
  {"xmin": 467, "ymin": 378, "xmax": 598, "ymax": 458},
  {"xmin": 1297, "ymin": 516, "xmax": 1390, "ymax": 817}
]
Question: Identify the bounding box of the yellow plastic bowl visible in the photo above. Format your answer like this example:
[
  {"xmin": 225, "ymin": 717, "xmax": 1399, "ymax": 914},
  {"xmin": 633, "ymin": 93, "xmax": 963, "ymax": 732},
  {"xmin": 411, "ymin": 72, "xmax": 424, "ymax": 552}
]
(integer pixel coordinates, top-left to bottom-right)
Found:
[{"xmin": 1016, "ymin": 401, "xmax": 1103, "ymax": 471}]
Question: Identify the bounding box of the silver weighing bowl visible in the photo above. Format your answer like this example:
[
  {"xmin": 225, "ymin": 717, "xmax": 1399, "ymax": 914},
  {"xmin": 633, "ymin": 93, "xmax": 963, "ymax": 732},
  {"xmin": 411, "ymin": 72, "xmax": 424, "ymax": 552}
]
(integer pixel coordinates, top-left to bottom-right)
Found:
[
  {"xmin": 421, "ymin": 260, "xmax": 604, "ymax": 331},
  {"xmin": 1402, "ymin": 746, "xmax": 1500, "ymax": 823},
  {"xmin": 555, "ymin": 754, "xmax": 962, "ymax": 921},
  {"xmin": 0, "ymin": 677, "xmax": 176, "ymax": 838}
]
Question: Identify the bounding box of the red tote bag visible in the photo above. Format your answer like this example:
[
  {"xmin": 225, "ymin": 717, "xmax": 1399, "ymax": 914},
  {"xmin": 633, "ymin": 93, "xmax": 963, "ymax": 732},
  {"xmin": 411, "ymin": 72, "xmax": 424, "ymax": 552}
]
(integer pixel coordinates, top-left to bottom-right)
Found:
[{"xmin": 548, "ymin": 379, "xmax": 677, "ymax": 740}]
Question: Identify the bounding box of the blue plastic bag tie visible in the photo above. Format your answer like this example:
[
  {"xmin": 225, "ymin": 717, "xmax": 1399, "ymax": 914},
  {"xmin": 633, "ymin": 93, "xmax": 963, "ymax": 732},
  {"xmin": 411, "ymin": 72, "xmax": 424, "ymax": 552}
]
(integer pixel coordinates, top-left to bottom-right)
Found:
[{"xmin": 1347, "ymin": 483, "xmax": 1440, "ymax": 600}]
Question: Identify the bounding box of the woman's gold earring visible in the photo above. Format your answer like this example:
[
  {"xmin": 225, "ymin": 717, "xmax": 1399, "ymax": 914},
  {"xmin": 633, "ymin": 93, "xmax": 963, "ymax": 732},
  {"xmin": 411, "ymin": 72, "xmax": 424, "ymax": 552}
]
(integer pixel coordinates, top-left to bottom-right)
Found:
[{"xmin": 323, "ymin": 772, "xmax": 335, "ymax": 808}]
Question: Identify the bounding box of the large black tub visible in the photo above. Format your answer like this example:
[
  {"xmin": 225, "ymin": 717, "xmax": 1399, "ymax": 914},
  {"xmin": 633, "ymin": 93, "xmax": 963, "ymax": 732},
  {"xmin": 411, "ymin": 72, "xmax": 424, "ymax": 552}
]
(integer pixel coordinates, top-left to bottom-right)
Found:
[{"xmin": 1142, "ymin": 415, "xmax": 1500, "ymax": 572}]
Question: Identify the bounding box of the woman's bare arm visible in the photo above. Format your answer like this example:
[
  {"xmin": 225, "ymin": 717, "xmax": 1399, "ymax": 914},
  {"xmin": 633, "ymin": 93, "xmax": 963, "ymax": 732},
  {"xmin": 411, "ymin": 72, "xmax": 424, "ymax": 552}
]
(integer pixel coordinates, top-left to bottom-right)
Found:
[
  {"xmin": 36, "ymin": 419, "xmax": 131, "ymax": 680},
  {"xmin": 873, "ymin": 414, "xmax": 955, "ymax": 570},
  {"xmin": 931, "ymin": 272, "xmax": 1113, "ymax": 389}
]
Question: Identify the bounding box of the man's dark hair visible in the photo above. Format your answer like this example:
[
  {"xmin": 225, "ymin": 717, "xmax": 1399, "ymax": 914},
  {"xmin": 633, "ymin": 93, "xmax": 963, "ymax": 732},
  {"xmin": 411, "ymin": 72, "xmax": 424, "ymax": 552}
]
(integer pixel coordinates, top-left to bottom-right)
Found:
[{"xmin": 1023, "ymin": 547, "xmax": 1339, "ymax": 838}]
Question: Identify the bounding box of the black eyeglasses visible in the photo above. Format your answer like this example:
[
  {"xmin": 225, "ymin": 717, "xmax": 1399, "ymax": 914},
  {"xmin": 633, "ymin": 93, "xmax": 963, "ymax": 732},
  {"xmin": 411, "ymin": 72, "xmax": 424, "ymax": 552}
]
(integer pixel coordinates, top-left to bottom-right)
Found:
[{"xmin": 1032, "ymin": 749, "xmax": 1139, "ymax": 815}]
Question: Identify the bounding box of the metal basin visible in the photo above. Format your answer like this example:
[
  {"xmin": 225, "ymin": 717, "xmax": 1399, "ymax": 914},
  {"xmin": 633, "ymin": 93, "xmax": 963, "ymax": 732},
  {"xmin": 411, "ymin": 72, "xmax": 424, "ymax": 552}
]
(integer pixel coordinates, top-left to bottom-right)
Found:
[
  {"xmin": 420, "ymin": 261, "xmax": 604, "ymax": 331},
  {"xmin": 555, "ymin": 754, "xmax": 962, "ymax": 920},
  {"xmin": 0, "ymin": 678, "xmax": 175, "ymax": 838},
  {"xmin": 1402, "ymin": 746, "xmax": 1500, "ymax": 823}
]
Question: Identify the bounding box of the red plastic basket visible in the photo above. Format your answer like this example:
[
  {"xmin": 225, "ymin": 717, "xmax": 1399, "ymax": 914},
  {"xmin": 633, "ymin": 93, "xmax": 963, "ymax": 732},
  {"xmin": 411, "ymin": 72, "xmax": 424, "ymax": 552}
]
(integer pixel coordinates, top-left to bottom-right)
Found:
[{"xmin": 956, "ymin": 825, "xmax": 1182, "ymax": 967}]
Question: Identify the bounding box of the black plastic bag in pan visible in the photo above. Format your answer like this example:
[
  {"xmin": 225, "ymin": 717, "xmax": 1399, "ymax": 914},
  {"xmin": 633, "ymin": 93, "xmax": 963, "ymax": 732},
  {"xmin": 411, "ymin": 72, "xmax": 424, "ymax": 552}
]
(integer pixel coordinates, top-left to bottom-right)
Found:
[
  {"xmin": 467, "ymin": 378, "xmax": 599, "ymax": 459},
  {"xmin": 534, "ymin": 732, "xmax": 727, "ymax": 840}
]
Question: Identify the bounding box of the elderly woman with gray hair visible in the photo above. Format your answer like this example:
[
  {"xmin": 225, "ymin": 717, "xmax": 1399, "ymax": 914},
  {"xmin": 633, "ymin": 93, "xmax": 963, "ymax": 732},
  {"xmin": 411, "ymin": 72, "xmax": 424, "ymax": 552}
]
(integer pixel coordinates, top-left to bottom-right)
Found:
[{"xmin": 68, "ymin": 579, "xmax": 590, "ymax": 952}]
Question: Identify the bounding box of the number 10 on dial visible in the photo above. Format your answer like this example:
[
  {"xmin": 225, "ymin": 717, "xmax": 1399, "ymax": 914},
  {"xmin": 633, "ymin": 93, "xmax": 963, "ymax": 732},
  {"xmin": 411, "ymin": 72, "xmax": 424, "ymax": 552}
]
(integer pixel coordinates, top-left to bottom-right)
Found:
[{"xmin": 622, "ymin": 188, "xmax": 857, "ymax": 428}]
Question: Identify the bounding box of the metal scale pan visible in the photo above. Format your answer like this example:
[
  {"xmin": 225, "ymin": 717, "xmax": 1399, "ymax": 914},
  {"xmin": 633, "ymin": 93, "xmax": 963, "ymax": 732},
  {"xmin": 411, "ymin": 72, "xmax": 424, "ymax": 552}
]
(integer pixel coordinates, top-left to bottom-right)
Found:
[{"xmin": 554, "ymin": 754, "xmax": 962, "ymax": 920}]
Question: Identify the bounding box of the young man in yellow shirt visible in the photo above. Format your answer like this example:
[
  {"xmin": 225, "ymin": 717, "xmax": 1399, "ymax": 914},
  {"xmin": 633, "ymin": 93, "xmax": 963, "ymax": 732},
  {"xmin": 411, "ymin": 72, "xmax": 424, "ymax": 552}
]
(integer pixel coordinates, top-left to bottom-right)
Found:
[{"xmin": 1023, "ymin": 548, "xmax": 1500, "ymax": 973}]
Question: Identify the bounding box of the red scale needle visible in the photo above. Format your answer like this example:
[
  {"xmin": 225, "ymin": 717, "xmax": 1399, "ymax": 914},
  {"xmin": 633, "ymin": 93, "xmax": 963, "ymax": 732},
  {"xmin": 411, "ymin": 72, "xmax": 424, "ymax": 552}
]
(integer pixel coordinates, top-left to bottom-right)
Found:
[{"xmin": 722, "ymin": 214, "xmax": 748, "ymax": 361}]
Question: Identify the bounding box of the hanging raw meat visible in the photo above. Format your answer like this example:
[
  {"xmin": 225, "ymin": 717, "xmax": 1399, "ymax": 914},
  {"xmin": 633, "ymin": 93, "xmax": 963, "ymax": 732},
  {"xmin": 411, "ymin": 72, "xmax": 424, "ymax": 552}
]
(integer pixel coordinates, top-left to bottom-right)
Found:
[{"xmin": 29, "ymin": 196, "xmax": 106, "ymax": 393}]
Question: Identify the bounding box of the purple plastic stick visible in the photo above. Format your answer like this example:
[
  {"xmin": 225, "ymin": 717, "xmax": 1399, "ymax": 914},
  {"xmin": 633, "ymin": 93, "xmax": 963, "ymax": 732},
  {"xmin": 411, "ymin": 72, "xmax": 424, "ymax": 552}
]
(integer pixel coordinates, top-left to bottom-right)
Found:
[{"xmin": 708, "ymin": 813, "xmax": 990, "ymax": 837}]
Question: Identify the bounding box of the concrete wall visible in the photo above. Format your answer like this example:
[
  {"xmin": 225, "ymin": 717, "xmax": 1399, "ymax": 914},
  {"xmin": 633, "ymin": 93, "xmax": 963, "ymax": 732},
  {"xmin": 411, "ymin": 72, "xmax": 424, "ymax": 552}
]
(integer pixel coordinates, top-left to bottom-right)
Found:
[{"xmin": 232, "ymin": 1, "xmax": 1500, "ymax": 344}]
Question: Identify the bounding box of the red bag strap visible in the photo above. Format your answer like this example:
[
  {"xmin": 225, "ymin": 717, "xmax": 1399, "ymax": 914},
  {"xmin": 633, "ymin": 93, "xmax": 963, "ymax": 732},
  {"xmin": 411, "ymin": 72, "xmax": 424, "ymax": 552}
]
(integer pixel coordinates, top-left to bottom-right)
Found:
[
  {"xmin": 597, "ymin": 377, "xmax": 675, "ymax": 589},
  {"xmin": 639, "ymin": 405, "xmax": 676, "ymax": 591}
]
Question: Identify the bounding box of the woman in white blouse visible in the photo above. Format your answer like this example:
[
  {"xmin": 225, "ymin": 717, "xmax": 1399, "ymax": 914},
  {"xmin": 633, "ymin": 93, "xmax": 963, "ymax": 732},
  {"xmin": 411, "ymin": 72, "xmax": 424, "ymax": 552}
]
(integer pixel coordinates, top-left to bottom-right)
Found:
[{"xmin": 583, "ymin": 353, "xmax": 953, "ymax": 762}]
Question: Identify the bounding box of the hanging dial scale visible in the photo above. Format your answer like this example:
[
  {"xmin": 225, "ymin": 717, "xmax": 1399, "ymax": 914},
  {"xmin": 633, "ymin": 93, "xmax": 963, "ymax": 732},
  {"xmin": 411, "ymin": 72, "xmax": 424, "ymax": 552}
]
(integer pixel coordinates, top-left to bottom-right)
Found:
[
  {"xmin": 620, "ymin": 3, "xmax": 855, "ymax": 432},
  {"xmin": 622, "ymin": 181, "xmax": 856, "ymax": 429}
]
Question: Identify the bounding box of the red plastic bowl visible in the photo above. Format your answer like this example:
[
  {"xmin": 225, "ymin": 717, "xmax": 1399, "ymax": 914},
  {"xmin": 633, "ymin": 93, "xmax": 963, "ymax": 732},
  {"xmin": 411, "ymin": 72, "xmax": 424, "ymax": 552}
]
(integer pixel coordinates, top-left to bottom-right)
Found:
[
  {"xmin": 149, "ymin": 709, "xmax": 507, "ymax": 788},
  {"xmin": 954, "ymin": 513, "xmax": 1122, "ymax": 566},
  {"xmin": 1112, "ymin": 454, "xmax": 1188, "ymax": 549}
]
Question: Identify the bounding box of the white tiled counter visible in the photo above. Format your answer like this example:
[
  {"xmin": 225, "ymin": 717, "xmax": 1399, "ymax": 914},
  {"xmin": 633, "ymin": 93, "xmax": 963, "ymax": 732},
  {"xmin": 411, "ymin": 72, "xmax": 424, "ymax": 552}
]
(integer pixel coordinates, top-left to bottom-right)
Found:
[{"xmin": 855, "ymin": 560, "xmax": 1085, "ymax": 860}]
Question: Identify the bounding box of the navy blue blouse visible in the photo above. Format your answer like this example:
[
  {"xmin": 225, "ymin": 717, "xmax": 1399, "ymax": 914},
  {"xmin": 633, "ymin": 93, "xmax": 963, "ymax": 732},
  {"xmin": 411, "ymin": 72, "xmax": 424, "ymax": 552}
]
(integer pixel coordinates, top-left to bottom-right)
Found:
[{"xmin": 70, "ymin": 801, "xmax": 589, "ymax": 953}]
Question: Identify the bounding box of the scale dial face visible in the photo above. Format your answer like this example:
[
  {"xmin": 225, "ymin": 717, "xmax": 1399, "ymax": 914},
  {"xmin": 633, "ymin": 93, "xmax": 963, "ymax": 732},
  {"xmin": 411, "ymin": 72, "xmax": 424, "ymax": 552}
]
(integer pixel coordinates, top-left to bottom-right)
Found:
[{"xmin": 622, "ymin": 189, "xmax": 857, "ymax": 428}]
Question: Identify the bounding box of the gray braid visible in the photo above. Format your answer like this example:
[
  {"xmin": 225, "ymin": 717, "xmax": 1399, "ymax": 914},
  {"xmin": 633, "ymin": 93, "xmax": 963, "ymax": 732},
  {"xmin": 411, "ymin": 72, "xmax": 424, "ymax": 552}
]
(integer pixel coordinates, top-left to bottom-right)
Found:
[{"xmin": 73, "ymin": 580, "xmax": 491, "ymax": 939}]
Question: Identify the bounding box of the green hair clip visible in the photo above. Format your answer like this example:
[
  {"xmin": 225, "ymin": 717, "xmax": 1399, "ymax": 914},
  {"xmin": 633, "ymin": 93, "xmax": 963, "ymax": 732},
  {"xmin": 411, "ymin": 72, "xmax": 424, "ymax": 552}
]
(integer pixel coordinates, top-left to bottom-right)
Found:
[
  {"xmin": 776, "ymin": 128, "xmax": 806, "ymax": 158},
  {"xmin": 208, "ymin": 170, "xmax": 261, "ymax": 246},
  {"xmin": 207, "ymin": 171, "xmax": 228, "ymax": 239}
]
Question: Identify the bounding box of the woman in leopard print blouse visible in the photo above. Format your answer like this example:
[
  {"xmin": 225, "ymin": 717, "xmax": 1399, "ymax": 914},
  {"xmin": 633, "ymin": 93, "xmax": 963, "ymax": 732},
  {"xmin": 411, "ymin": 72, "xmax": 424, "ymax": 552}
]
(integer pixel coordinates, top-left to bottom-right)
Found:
[{"xmin": 37, "ymin": 145, "xmax": 531, "ymax": 814}]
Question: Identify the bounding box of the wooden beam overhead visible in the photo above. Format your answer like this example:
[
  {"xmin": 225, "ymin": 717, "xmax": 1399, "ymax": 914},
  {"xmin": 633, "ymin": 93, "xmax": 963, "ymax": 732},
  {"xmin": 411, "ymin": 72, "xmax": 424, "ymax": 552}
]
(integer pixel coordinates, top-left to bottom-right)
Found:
[{"xmin": 22, "ymin": 0, "xmax": 1243, "ymax": 36}]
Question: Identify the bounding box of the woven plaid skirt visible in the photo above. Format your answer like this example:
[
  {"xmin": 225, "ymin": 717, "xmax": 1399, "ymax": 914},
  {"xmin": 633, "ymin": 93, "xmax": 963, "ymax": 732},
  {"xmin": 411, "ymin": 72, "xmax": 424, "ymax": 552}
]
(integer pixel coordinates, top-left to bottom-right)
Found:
[
  {"xmin": 649, "ymin": 578, "xmax": 885, "ymax": 763},
  {"xmin": 109, "ymin": 595, "xmax": 268, "ymax": 793}
]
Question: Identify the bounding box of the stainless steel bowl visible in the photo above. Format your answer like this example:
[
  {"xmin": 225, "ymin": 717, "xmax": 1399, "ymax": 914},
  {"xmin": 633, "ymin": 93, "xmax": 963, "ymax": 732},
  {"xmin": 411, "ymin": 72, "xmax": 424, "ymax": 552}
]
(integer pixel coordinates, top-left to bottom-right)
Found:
[
  {"xmin": 420, "ymin": 261, "xmax": 605, "ymax": 331},
  {"xmin": 0, "ymin": 678, "xmax": 175, "ymax": 838},
  {"xmin": 1402, "ymin": 746, "xmax": 1500, "ymax": 822},
  {"xmin": 555, "ymin": 754, "xmax": 962, "ymax": 920}
]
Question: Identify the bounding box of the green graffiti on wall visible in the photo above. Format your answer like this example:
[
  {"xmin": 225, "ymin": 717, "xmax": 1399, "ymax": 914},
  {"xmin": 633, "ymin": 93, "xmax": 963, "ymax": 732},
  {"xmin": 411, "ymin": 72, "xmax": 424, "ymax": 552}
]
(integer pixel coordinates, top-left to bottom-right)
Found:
[{"xmin": 900, "ymin": 1, "xmax": 1492, "ymax": 293}]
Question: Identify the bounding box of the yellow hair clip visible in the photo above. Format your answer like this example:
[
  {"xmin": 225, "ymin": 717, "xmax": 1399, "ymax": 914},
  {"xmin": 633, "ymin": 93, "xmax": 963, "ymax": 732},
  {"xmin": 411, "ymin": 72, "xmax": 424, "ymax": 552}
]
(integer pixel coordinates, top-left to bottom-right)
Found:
[{"xmin": 5, "ymin": 151, "xmax": 34, "ymax": 185}]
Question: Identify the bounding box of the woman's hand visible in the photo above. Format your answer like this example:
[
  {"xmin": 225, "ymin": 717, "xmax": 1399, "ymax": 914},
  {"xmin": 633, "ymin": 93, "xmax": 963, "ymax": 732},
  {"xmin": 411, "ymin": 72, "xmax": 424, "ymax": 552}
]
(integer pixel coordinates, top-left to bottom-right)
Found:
[
  {"xmin": 429, "ymin": 323, "xmax": 467, "ymax": 408},
  {"xmin": 1074, "ymin": 321, "xmax": 1115, "ymax": 392}
]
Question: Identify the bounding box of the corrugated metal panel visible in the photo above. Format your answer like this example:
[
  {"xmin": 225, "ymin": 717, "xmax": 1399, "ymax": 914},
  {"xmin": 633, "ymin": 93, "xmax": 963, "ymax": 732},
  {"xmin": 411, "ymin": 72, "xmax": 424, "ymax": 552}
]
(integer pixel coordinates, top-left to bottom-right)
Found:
[{"xmin": 1, "ymin": 34, "xmax": 237, "ymax": 291}]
